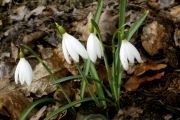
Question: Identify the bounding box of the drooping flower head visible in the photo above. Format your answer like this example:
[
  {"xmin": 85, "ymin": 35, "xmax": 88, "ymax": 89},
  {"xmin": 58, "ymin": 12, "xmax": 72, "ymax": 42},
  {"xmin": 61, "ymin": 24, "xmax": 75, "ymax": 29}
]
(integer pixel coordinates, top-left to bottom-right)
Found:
[
  {"xmin": 56, "ymin": 23, "xmax": 88, "ymax": 64},
  {"xmin": 120, "ymin": 39, "xmax": 142, "ymax": 71},
  {"xmin": 15, "ymin": 51, "xmax": 33, "ymax": 86},
  {"xmin": 87, "ymin": 33, "xmax": 103, "ymax": 63}
]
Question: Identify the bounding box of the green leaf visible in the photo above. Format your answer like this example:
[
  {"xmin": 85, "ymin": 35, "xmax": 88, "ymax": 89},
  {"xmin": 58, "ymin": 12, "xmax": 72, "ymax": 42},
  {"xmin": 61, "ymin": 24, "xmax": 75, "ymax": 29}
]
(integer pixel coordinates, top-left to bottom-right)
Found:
[
  {"xmin": 91, "ymin": 19, "xmax": 101, "ymax": 39},
  {"xmin": 119, "ymin": 0, "xmax": 127, "ymax": 40},
  {"xmin": 19, "ymin": 98, "xmax": 54, "ymax": 120},
  {"xmin": 54, "ymin": 75, "xmax": 82, "ymax": 84},
  {"xmin": 94, "ymin": 0, "xmax": 104, "ymax": 23},
  {"xmin": 127, "ymin": 11, "xmax": 148, "ymax": 41},
  {"xmin": 44, "ymin": 98, "xmax": 93, "ymax": 120}
]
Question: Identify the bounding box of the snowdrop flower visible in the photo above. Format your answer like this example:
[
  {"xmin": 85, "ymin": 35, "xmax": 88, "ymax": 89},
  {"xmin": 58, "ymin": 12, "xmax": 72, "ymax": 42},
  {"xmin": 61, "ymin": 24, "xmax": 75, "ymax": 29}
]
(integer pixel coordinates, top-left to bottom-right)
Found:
[
  {"xmin": 120, "ymin": 40, "xmax": 142, "ymax": 71},
  {"xmin": 15, "ymin": 52, "xmax": 33, "ymax": 86},
  {"xmin": 87, "ymin": 33, "xmax": 103, "ymax": 63},
  {"xmin": 56, "ymin": 23, "xmax": 88, "ymax": 64}
]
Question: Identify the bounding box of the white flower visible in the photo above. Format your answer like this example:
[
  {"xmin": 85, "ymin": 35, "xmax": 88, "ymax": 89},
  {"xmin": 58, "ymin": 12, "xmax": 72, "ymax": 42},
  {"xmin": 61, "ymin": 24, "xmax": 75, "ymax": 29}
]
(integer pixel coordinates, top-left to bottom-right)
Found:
[
  {"xmin": 120, "ymin": 40, "xmax": 142, "ymax": 71},
  {"xmin": 87, "ymin": 33, "xmax": 103, "ymax": 63},
  {"xmin": 15, "ymin": 58, "xmax": 33, "ymax": 86},
  {"xmin": 62, "ymin": 33, "xmax": 88, "ymax": 64}
]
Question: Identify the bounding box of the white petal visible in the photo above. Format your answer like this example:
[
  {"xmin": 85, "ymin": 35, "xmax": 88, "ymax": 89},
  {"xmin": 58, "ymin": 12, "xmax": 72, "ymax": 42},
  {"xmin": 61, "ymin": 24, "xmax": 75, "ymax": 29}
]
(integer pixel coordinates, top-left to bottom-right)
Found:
[
  {"xmin": 93, "ymin": 34, "xmax": 103, "ymax": 59},
  {"xmin": 125, "ymin": 41, "xmax": 135, "ymax": 64},
  {"xmin": 14, "ymin": 58, "xmax": 33, "ymax": 86},
  {"xmin": 66, "ymin": 33, "xmax": 88, "ymax": 59},
  {"xmin": 63, "ymin": 33, "xmax": 79, "ymax": 62},
  {"xmin": 120, "ymin": 41, "xmax": 129, "ymax": 70},
  {"xmin": 126, "ymin": 41, "xmax": 142, "ymax": 63},
  {"xmin": 15, "ymin": 63, "xmax": 20, "ymax": 84},
  {"xmin": 62, "ymin": 39, "xmax": 71, "ymax": 64},
  {"xmin": 22, "ymin": 59, "xmax": 33, "ymax": 86},
  {"xmin": 18, "ymin": 59, "xmax": 26, "ymax": 84},
  {"xmin": 87, "ymin": 34, "xmax": 97, "ymax": 62}
]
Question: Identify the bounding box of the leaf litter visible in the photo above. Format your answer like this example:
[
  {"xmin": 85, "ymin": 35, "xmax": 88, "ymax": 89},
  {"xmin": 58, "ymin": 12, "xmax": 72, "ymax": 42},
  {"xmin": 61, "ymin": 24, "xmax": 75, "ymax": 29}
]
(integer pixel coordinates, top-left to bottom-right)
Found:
[{"xmin": 0, "ymin": 0, "xmax": 180, "ymax": 119}]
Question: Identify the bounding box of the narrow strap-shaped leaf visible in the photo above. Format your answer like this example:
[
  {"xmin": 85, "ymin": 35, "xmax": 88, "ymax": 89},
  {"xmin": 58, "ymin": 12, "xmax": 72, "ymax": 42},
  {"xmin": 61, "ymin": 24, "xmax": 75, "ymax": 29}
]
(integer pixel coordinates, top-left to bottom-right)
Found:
[
  {"xmin": 119, "ymin": 0, "xmax": 127, "ymax": 40},
  {"xmin": 44, "ymin": 98, "xmax": 93, "ymax": 120},
  {"xmin": 94, "ymin": 0, "xmax": 104, "ymax": 23},
  {"xmin": 54, "ymin": 75, "xmax": 82, "ymax": 84},
  {"xmin": 127, "ymin": 11, "xmax": 148, "ymax": 41},
  {"xmin": 44, "ymin": 97, "xmax": 112, "ymax": 120},
  {"xmin": 19, "ymin": 98, "xmax": 54, "ymax": 120}
]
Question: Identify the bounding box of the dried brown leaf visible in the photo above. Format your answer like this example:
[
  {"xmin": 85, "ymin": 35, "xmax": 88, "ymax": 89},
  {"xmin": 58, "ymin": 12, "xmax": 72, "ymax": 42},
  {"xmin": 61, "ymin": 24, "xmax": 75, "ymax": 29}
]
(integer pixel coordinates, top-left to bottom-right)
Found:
[
  {"xmin": 0, "ymin": 91, "xmax": 31, "ymax": 119},
  {"xmin": 10, "ymin": 6, "xmax": 29, "ymax": 21},
  {"xmin": 99, "ymin": 8, "xmax": 118, "ymax": 43},
  {"xmin": 25, "ymin": 6, "xmax": 46, "ymax": 20},
  {"xmin": 170, "ymin": 5, "xmax": 180, "ymax": 23},
  {"xmin": 135, "ymin": 63, "xmax": 167, "ymax": 76},
  {"xmin": 113, "ymin": 107, "xmax": 143, "ymax": 120},
  {"xmin": 124, "ymin": 62, "xmax": 166, "ymax": 92},
  {"xmin": 1, "ymin": 0, "xmax": 11, "ymax": 6},
  {"xmin": 141, "ymin": 21, "xmax": 166, "ymax": 56},
  {"xmin": 23, "ymin": 31, "xmax": 46, "ymax": 44},
  {"xmin": 30, "ymin": 106, "xmax": 47, "ymax": 120},
  {"xmin": 53, "ymin": 82, "xmax": 75, "ymax": 101},
  {"xmin": 11, "ymin": 42, "xmax": 18, "ymax": 61},
  {"xmin": 158, "ymin": 0, "xmax": 174, "ymax": 9},
  {"xmin": 174, "ymin": 28, "xmax": 180, "ymax": 47},
  {"xmin": 125, "ymin": 72, "xmax": 164, "ymax": 92}
]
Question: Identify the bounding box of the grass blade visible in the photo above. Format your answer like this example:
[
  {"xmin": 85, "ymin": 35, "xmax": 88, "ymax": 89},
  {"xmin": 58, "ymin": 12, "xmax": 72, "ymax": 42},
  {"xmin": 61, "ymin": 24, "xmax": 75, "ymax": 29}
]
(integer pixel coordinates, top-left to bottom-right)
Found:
[
  {"xmin": 19, "ymin": 98, "xmax": 54, "ymax": 120},
  {"xmin": 94, "ymin": 0, "xmax": 104, "ymax": 23},
  {"xmin": 119, "ymin": 0, "xmax": 127, "ymax": 40},
  {"xmin": 44, "ymin": 98, "xmax": 93, "ymax": 120},
  {"xmin": 127, "ymin": 11, "xmax": 148, "ymax": 41},
  {"xmin": 54, "ymin": 75, "xmax": 82, "ymax": 84}
]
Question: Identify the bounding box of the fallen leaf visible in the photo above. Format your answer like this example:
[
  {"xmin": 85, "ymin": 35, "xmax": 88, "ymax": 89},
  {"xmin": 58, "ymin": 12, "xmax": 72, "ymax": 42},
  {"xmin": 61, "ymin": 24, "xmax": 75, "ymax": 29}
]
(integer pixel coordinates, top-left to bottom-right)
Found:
[
  {"xmin": 113, "ymin": 107, "xmax": 143, "ymax": 120},
  {"xmin": 170, "ymin": 5, "xmax": 180, "ymax": 23},
  {"xmin": 99, "ymin": 8, "xmax": 118, "ymax": 43},
  {"xmin": 174, "ymin": 28, "xmax": 180, "ymax": 47},
  {"xmin": 0, "ymin": 52, "xmax": 10, "ymax": 59},
  {"xmin": 134, "ymin": 62, "xmax": 167, "ymax": 76},
  {"xmin": 124, "ymin": 62, "xmax": 167, "ymax": 91},
  {"xmin": 46, "ymin": 103, "xmax": 67, "ymax": 120},
  {"xmin": 47, "ymin": 5, "xmax": 64, "ymax": 16},
  {"xmin": 71, "ymin": 12, "xmax": 93, "ymax": 42},
  {"xmin": 22, "ymin": 31, "xmax": 46, "ymax": 44},
  {"xmin": 141, "ymin": 21, "xmax": 166, "ymax": 56},
  {"xmin": 0, "ymin": 20, "xmax": 2, "ymax": 26},
  {"xmin": 148, "ymin": 0, "xmax": 160, "ymax": 9},
  {"xmin": 158, "ymin": 0, "xmax": 174, "ymax": 9},
  {"xmin": 10, "ymin": 6, "xmax": 29, "ymax": 21},
  {"xmin": 0, "ymin": 61, "xmax": 14, "ymax": 81},
  {"xmin": 72, "ymin": 3, "xmax": 97, "ymax": 21},
  {"xmin": 30, "ymin": 106, "xmax": 47, "ymax": 120},
  {"xmin": 25, "ymin": 6, "xmax": 46, "ymax": 20},
  {"xmin": 11, "ymin": 42, "xmax": 18, "ymax": 61},
  {"xmin": 1, "ymin": 0, "xmax": 11, "ymax": 6},
  {"xmin": 0, "ymin": 91, "xmax": 31, "ymax": 119}
]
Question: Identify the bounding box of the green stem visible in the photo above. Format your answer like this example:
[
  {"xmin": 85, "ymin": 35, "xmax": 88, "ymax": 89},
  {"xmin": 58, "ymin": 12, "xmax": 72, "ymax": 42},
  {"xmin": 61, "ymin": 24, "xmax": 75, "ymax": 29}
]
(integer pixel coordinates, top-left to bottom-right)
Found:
[
  {"xmin": 80, "ymin": 59, "xmax": 91, "ymax": 98},
  {"xmin": 119, "ymin": 0, "xmax": 126, "ymax": 40},
  {"xmin": 91, "ymin": 20, "xmax": 111, "ymax": 97},
  {"xmin": 75, "ymin": 63, "xmax": 99, "ymax": 105},
  {"xmin": 89, "ymin": 62, "xmax": 106, "ymax": 107}
]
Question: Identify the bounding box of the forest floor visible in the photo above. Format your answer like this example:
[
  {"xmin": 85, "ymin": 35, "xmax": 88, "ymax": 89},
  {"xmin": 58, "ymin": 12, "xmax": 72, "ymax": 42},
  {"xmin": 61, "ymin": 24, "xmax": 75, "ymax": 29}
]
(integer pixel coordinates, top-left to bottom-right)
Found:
[{"xmin": 0, "ymin": 0, "xmax": 180, "ymax": 120}]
